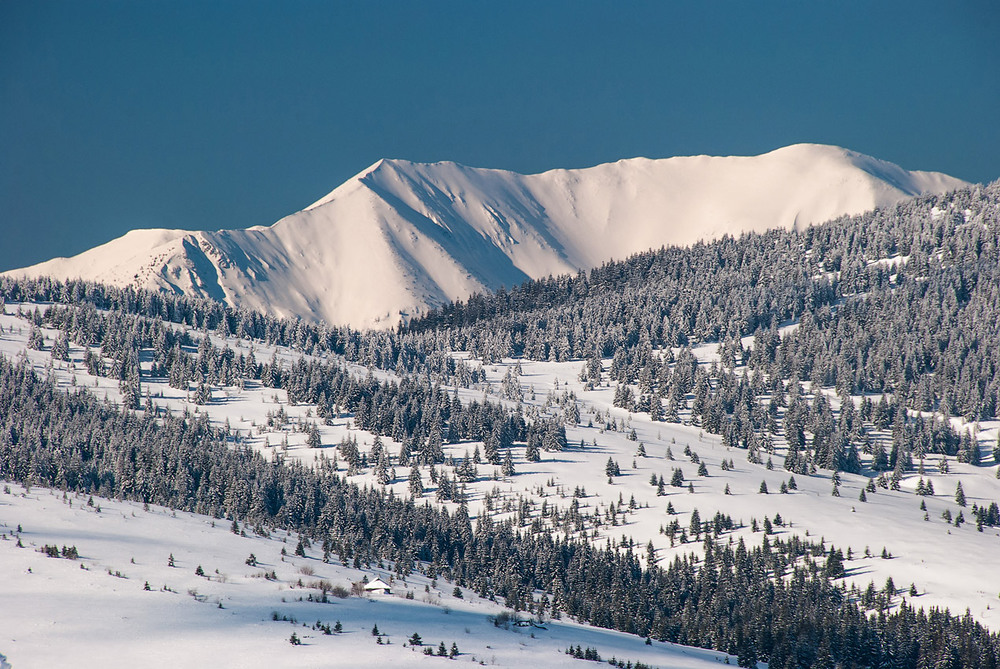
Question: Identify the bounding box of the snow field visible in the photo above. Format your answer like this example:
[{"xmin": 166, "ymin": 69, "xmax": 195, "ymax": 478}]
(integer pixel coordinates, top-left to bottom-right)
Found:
[{"xmin": 0, "ymin": 482, "xmax": 736, "ymax": 669}]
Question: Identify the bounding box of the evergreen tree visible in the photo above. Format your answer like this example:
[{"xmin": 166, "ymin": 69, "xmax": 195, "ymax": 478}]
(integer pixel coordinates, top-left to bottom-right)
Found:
[
  {"xmin": 307, "ymin": 425, "xmax": 322, "ymax": 449},
  {"xmin": 605, "ymin": 457, "xmax": 620, "ymax": 478},
  {"xmin": 27, "ymin": 324, "xmax": 44, "ymax": 350},
  {"xmin": 525, "ymin": 433, "xmax": 541, "ymax": 462},
  {"xmin": 408, "ymin": 466, "xmax": 423, "ymax": 497},
  {"xmin": 50, "ymin": 330, "xmax": 70, "ymax": 361},
  {"xmin": 502, "ymin": 448, "xmax": 515, "ymax": 477}
]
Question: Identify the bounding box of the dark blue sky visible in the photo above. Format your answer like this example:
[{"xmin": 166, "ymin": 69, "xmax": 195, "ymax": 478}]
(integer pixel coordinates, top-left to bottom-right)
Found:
[{"xmin": 2, "ymin": 1, "xmax": 998, "ymax": 271}]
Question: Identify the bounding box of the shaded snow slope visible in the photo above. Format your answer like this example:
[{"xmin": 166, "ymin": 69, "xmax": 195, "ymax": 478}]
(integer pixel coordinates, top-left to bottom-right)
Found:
[{"xmin": 6, "ymin": 144, "xmax": 967, "ymax": 328}]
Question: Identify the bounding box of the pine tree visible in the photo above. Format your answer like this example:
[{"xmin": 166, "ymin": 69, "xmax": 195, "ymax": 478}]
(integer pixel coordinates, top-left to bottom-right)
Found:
[
  {"xmin": 502, "ymin": 448, "xmax": 515, "ymax": 477},
  {"xmin": 27, "ymin": 324, "xmax": 44, "ymax": 350},
  {"xmin": 51, "ymin": 330, "xmax": 70, "ymax": 361},
  {"xmin": 824, "ymin": 548, "xmax": 845, "ymax": 579},
  {"xmin": 375, "ymin": 452, "xmax": 392, "ymax": 485},
  {"xmin": 525, "ymin": 434, "xmax": 541, "ymax": 462},
  {"xmin": 408, "ymin": 466, "xmax": 423, "ymax": 497},
  {"xmin": 605, "ymin": 457, "xmax": 620, "ymax": 478},
  {"xmin": 307, "ymin": 425, "xmax": 322, "ymax": 449}
]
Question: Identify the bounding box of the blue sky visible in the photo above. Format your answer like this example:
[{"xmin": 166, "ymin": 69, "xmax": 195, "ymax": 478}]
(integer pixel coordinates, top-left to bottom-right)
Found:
[{"xmin": 2, "ymin": 1, "xmax": 998, "ymax": 271}]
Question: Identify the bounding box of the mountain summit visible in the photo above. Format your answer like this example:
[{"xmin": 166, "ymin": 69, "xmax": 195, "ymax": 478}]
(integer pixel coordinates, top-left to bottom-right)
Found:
[{"xmin": 6, "ymin": 144, "xmax": 968, "ymax": 328}]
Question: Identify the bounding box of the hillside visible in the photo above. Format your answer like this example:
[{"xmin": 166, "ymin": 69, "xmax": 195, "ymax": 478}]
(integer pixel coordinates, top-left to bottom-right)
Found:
[
  {"xmin": 2, "ymin": 303, "xmax": 998, "ymax": 636},
  {"xmin": 2, "ymin": 481, "xmax": 735, "ymax": 669},
  {"xmin": 2, "ymin": 180, "xmax": 1000, "ymax": 668},
  {"xmin": 4, "ymin": 144, "xmax": 967, "ymax": 329}
]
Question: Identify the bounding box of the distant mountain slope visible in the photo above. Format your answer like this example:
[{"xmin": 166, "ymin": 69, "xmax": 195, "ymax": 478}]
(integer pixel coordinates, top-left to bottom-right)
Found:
[{"xmin": 5, "ymin": 144, "xmax": 968, "ymax": 328}]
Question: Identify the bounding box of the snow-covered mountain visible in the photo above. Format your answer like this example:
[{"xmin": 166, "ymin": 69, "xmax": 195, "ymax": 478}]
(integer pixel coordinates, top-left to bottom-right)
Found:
[{"xmin": 6, "ymin": 144, "xmax": 968, "ymax": 328}]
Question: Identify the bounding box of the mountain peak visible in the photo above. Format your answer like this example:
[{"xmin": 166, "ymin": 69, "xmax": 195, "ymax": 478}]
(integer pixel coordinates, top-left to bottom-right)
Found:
[{"xmin": 4, "ymin": 145, "xmax": 968, "ymax": 329}]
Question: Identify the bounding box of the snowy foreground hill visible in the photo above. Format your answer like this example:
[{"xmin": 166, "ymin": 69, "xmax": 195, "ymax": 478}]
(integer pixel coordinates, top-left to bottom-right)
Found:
[
  {"xmin": 4, "ymin": 144, "xmax": 966, "ymax": 328},
  {"xmin": 0, "ymin": 483, "xmax": 732, "ymax": 669}
]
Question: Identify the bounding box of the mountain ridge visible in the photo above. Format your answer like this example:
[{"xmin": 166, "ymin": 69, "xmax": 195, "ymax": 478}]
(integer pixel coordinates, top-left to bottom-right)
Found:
[{"xmin": 6, "ymin": 143, "xmax": 969, "ymax": 328}]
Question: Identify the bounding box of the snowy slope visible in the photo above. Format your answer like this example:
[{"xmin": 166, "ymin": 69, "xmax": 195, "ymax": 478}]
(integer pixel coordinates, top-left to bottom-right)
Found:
[
  {"xmin": 0, "ymin": 482, "xmax": 736, "ymax": 669},
  {"xmin": 4, "ymin": 145, "xmax": 968, "ymax": 329}
]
